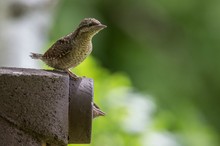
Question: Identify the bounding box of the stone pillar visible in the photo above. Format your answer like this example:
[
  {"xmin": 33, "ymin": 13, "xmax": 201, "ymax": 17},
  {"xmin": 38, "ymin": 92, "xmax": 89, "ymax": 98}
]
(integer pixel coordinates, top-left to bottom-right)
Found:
[{"xmin": 0, "ymin": 67, "xmax": 93, "ymax": 146}]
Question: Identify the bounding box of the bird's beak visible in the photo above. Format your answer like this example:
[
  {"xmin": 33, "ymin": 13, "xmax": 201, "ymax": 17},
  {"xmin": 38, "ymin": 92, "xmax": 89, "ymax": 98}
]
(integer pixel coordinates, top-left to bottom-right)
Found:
[
  {"xmin": 97, "ymin": 24, "xmax": 107, "ymax": 29},
  {"xmin": 101, "ymin": 24, "xmax": 107, "ymax": 28}
]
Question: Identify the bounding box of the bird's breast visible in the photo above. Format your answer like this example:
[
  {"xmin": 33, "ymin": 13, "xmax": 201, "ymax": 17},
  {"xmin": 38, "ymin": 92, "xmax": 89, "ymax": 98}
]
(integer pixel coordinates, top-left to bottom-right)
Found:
[
  {"xmin": 73, "ymin": 40, "xmax": 92, "ymax": 58},
  {"xmin": 63, "ymin": 40, "xmax": 92, "ymax": 68}
]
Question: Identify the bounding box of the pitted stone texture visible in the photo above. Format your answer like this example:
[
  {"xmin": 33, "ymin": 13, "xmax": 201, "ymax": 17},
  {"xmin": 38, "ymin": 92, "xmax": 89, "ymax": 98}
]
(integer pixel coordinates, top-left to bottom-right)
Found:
[
  {"xmin": 0, "ymin": 116, "xmax": 41, "ymax": 146},
  {"xmin": 0, "ymin": 67, "xmax": 69, "ymax": 145}
]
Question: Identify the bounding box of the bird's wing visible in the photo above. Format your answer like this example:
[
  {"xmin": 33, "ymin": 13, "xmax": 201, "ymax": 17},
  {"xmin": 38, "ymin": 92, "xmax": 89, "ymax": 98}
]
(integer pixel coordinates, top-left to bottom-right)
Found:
[{"xmin": 43, "ymin": 36, "xmax": 73, "ymax": 60}]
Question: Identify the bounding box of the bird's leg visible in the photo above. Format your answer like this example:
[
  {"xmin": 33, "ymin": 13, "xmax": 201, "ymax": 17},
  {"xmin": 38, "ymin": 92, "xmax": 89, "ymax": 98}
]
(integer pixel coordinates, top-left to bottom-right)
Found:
[
  {"xmin": 92, "ymin": 102, "xmax": 105, "ymax": 119},
  {"xmin": 66, "ymin": 69, "xmax": 79, "ymax": 80}
]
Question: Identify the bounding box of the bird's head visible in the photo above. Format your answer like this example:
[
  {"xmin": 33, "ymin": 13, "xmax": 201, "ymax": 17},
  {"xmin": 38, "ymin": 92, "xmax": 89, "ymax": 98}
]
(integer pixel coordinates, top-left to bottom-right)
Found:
[{"xmin": 77, "ymin": 18, "xmax": 107, "ymax": 37}]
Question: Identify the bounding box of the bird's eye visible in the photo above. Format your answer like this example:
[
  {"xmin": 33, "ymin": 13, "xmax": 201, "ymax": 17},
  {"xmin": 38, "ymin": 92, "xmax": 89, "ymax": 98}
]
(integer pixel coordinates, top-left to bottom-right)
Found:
[
  {"xmin": 88, "ymin": 23, "xmax": 94, "ymax": 27},
  {"xmin": 88, "ymin": 22, "xmax": 98, "ymax": 27}
]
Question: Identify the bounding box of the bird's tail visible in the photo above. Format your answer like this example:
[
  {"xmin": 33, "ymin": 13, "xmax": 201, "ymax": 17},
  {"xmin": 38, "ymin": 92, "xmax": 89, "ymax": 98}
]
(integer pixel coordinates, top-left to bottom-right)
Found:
[{"xmin": 30, "ymin": 52, "xmax": 43, "ymax": 59}]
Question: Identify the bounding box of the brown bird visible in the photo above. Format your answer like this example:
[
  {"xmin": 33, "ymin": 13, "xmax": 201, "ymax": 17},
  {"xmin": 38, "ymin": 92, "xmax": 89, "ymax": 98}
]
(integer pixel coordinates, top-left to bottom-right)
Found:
[
  {"xmin": 30, "ymin": 18, "xmax": 106, "ymax": 79},
  {"xmin": 31, "ymin": 18, "xmax": 106, "ymax": 119},
  {"xmin": 93, "ymin": 103, "xmax": 106, "ymax": 119}
]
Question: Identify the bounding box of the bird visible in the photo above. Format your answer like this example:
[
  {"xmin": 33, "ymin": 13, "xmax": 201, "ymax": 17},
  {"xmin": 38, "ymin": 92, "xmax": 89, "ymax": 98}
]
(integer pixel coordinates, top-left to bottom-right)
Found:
[
  {"xmin": 30, "ymin": 18, "xmax": 107, "ymax": 79},
  {"xmin": 93, "ymin": 103, "xmax": 106, "ymax": 119},
  {"xmin": 30, "ymin": 18, "xmax": 106, "ymax": 119}
]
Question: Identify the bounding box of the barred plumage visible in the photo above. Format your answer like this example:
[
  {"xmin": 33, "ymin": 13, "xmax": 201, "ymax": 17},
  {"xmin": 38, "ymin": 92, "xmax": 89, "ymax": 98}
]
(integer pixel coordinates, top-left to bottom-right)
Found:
[
  {"xmin": 30, "ymin": 18, "xmax": 107, "ymax": 119},
  {"xmin": 30, "ymin": 18, "xmax": 106, "ymax": 71}
]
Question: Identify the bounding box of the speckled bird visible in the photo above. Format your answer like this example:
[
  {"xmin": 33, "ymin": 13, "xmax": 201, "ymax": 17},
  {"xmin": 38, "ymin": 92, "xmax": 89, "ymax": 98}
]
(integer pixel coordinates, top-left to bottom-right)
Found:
[
  {"xmin": 30, "ymin": 18, "xmax": 106, "ymax": 78},
  {"xmin": 30, "ymin": 18, "xmax": 106, "ymax": 119}
]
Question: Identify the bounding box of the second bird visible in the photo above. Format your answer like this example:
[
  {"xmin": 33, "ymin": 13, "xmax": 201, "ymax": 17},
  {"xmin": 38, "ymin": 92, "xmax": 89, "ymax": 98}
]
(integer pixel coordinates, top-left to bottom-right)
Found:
[{"xmin": 30, "ymin": 18, "xmax": 106, "ymax": 78}]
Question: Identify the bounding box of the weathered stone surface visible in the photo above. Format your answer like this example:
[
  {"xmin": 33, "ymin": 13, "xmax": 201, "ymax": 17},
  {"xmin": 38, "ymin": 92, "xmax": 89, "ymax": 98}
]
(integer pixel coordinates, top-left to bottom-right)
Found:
[
  {"xmin": 0, "ymin": 116, "xmax": 41, "ymax": 146},
  {"xmin": 0, "ymin": 67, "xmax": 93, "ymax": 145},
  {"xmin": 0, "ymin": 67, "xmax": 69, "ymax": 145}
]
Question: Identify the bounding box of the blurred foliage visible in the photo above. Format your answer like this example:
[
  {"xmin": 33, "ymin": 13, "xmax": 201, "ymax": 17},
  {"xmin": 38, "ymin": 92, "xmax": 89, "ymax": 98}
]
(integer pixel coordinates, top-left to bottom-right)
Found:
[{"xmin": 49, "ymin": 0, "xmax": 220, "ymax": 145}]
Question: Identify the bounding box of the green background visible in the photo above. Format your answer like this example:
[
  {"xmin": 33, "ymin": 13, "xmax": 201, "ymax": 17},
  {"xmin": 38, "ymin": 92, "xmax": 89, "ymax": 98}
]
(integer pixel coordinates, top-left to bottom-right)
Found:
[{"xmin": 49, "ymin": 0, "xmax": 220, "ymax": 146}]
